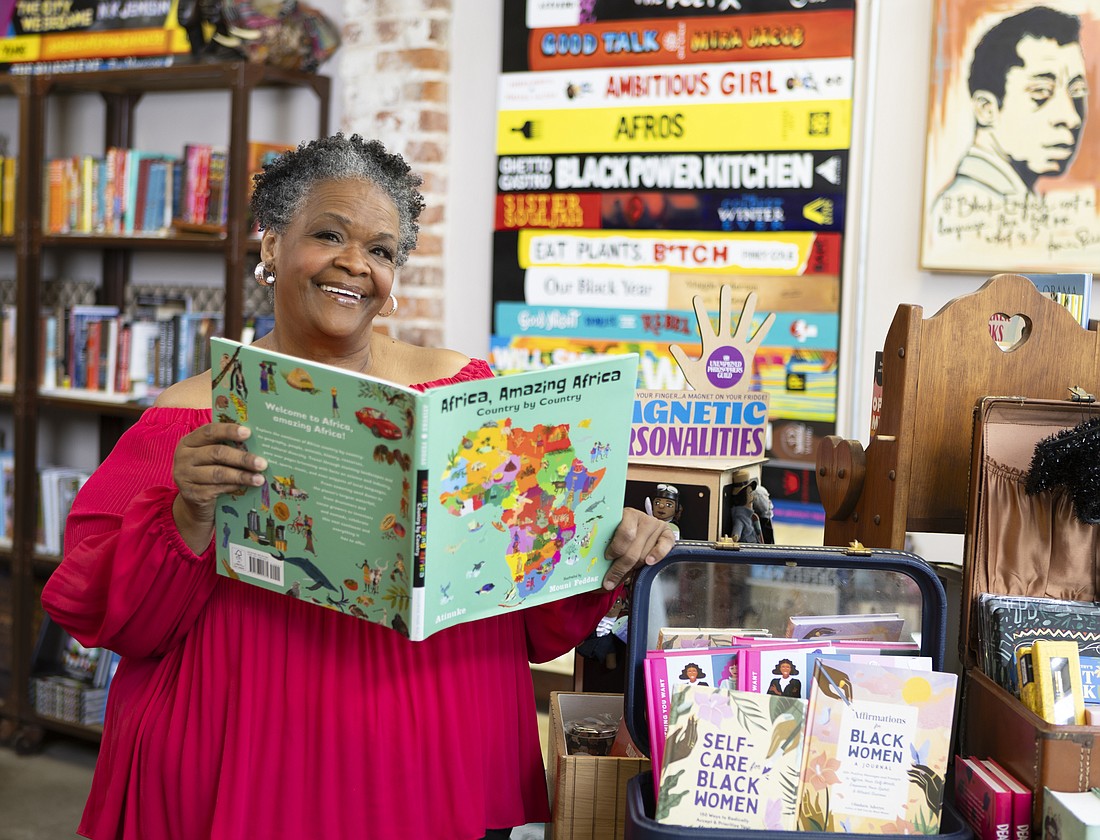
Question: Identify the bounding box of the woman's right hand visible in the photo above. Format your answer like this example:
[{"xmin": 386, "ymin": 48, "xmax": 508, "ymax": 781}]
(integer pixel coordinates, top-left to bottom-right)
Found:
[{"xmin": 172, "ymin": 422, "xmax": 267, "ymax": 553}]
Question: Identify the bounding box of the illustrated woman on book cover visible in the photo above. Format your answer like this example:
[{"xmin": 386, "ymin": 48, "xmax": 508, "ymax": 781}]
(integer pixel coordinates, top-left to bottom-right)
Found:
[
  {"xmin": 40, "ymin": 134, "xmax": 677, "ymax": 840},
  {"xmin": 768, "ymin": 658, "xmax": 803, "ymax": 698},
  {"xmin": 678, "ymin": 662, "xmax": 710, "ymax": 687}
]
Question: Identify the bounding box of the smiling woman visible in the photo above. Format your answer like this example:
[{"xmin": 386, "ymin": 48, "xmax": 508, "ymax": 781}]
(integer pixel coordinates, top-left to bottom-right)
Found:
[{"xmin": 39, "ymin": 135, "xmax": 678, "ymax": 840}]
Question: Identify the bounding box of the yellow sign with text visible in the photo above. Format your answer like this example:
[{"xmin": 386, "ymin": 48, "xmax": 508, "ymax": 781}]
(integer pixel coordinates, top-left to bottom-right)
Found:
[{"xmin": 497, "ymin": 101, "xmax": 852, "ymax": 154}]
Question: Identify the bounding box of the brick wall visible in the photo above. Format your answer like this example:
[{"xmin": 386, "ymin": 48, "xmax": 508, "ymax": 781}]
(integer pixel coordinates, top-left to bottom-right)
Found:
[{"xmin": 339, "ymin": 0, "xmax": 453, "ymax": 348}]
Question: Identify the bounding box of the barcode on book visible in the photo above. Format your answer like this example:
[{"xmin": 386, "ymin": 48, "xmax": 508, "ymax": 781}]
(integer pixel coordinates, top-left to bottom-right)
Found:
[{"xmin": 227, "ymin": 542, "xmax": 283, "ymax": 585}]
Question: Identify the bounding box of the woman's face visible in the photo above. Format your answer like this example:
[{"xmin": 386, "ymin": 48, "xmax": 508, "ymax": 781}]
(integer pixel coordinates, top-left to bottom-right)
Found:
[{"xmin": 262, "ymin": 178, "xmax": 401, "ymax": 347}]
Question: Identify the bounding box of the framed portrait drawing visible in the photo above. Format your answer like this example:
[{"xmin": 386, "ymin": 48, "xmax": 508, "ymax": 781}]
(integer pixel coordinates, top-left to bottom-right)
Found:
[{"xmin": 920, "ymin": 1, "xmax": 1100, "ymax": 272}]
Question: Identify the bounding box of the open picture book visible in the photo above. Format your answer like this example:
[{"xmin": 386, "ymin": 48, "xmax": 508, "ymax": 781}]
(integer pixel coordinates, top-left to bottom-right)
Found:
[{"xmin": 211, "ymin": 337, "xmax": 638, "ymax": 640}]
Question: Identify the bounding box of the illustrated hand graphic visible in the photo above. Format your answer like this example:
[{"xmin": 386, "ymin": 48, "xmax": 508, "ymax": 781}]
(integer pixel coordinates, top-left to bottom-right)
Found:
[{"xmin": 669, "ymin": 286, "xmax": 775, "ymax": 392}]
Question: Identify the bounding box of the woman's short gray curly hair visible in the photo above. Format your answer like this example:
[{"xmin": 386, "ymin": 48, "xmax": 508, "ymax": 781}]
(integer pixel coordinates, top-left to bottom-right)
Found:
[{"xmin": 249, "ymin": 133, "xmax": 425, "ymax": 266}]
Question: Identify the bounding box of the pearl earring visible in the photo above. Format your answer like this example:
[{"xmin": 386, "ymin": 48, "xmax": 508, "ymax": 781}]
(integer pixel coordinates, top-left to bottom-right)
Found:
[{"xmin": 254, "ymin": 262, "xmax": 275, "ymax": 285}]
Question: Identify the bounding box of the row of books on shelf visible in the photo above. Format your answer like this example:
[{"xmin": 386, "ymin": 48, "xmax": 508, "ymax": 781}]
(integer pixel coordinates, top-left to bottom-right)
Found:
[
  {"xmin": 0, "ymin": 458, "xmax": 93, "ymax": 553},
  {"xmin": 978, "ymin": 592, "xmax": 1100, "ymax": 725},
  {"xmin": 954, "ymin": 755, "xmax": 1032, "ymax": 840},
  {"xmin": 643, "ymin": 617, "xmax": 958, "ymax": 833},
  {"xmin": 38, "ymin": 465, "xmax": 91, "ymax": 555},
  {"xmin": 30, "ymin": 674, "xmax": 110, "ymax": 726},
  {"xmin": 36, "ymin": 305, "xmax": 225, "ymax": 401},
  {"xmin": 0, "ymin": 461, "xmax": 96, "ymax": 553},
  {"xmin": 0, "ymin": 155, "xmax": 15, "ymax": 237},
  {"xmin": 0, "ymin": 296, "xmax": 275, "ymax": 398},
  {"xmin": 0, "ymin": 460, "xmax": 115, "ymax": 555},
  {"xmin": 30, "ymin": 617, "xmax": 120, "ymax": 727},
  {"xmin": 961, "ymin": 767, "xmax": 1100, "ymax": 840},
  {"xmin": 41, "ymin": 140, "xmax": 293, "ymax": 236}
]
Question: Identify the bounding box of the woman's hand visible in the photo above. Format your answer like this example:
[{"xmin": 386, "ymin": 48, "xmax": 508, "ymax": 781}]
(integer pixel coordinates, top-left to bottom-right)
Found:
[
  {"xmin": 172, "ymin": 423, "xmax": 267, "ymax": 554},
  {"xmin": 601, "ymin": 507, "xmax": 678, "ymax": 591}
]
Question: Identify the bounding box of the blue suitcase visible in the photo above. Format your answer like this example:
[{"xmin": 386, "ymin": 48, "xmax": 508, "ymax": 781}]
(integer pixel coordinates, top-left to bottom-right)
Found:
[{"xmin": 621, "ymin": 542, "xmax": 973, "ymax": 840}]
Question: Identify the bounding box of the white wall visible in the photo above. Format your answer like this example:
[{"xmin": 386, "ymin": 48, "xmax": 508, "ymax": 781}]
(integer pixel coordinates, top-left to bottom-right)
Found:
[
  {"xmin": 441, "ymin": 0, "xmax": 499, "ymax": 360},
  {"xmin": 852, "ymin": 0, "xmax": 968, "ymax": 561}
]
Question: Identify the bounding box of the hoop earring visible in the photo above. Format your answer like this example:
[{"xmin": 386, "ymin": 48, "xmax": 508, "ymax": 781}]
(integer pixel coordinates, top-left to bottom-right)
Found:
[
  {"xmin": 378, "ymin": 294, "xmax": 398, "ymax": 318},
  {"xmin": 254, "ymin": 262, "xmax": 275, "ymax": 286}
]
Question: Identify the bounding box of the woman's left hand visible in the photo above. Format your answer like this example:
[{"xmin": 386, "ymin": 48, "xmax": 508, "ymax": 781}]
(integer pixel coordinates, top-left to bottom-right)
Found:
[{"xmin": 601, "ymin": 507, "xmax": 678, "ymax": 591}]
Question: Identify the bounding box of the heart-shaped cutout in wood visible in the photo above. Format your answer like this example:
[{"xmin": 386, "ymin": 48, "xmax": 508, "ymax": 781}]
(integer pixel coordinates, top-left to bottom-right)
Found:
[
  {"xmin": 815, "ymin": 435, "xmax": 866, "ymax": 520},
  {"xmin": 987, "ymin": 312, "xmax": 1032, "ymax": 351}
]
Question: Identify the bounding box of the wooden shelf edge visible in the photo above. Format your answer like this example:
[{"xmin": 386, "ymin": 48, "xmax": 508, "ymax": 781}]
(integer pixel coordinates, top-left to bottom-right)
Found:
[{"xmin": 23, "ymin": 711, "xmax": 103, "ymax": 742}]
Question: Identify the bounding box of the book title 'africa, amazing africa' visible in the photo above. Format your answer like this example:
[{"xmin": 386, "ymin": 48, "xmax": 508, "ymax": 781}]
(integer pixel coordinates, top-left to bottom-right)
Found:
[{"xmin": 211, "ymin": 338, "xmax": 639, "ymax": 640}]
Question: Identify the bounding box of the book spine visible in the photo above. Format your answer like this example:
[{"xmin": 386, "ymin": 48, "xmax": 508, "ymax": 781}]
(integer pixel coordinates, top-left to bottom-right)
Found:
[
  {"xmin": 70, "ymin": 312, "xmax": 88, "ymax": 389},
  {"xmin": 0, "ymin": 306, "xmax": 15, "ymax": 386},
  {"xmin": 409, "ymin": 392, "xmax": 431, "ymax": 640},
  {"xmin": 46, "ymin": 159, "xmax": 67, "ymax": 233},
  {"xmin": 1017, "ymin": 645, "xmax": 1038, "ymax": 713},
  {"xmin": 115, "ymin": 323, "xmax": 132, "ymax": 396},
  {"xmin": 0, "ymin": 157, "xmax": 14, "ymax": 237},
  {"xmin": 104, "ymin": 318, "xmax": 119, "ymax": 394},
  {"xmin": 643, "ymin": 656, "xmax": 664, "ymax": 796},
  {"xmin": 955, "ymin": 756, "xmax": 1011, "ymax": 840},
  {"xmin": 737, "ymin": 648, "xmax": 762, "ymax": 692},
  {"xmin": 86, "ymin": 321, "xmax": 102, "ymax": 390},
  {"xmin": 79, "ymin": 155, "xmax": 93, "ymax": 233},
  {"xmin": 981, "ymin": 759, "xmax": 1032, "ymax": 840}
]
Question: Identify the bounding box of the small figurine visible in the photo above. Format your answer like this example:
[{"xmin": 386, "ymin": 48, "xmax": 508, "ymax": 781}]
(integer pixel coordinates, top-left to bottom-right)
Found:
[
  {"xmin": 753, "ymin": 482, "xmax": 775, "ymax": 544},
  {"xmin": 726, "ymin": 469, "xmax": 760, "ymax": 543},
  {"xmin": 645, "ymin": 483, "xmax": 682, "ymax": 539}
]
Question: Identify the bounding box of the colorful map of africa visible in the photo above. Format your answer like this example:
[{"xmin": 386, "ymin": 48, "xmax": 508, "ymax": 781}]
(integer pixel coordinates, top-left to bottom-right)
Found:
[{"xmin": 438, "ymin": 419, "xmax": 605, "ymax": 600}]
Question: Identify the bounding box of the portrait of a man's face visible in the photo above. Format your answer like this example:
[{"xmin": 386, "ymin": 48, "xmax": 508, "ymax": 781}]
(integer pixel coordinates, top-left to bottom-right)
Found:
[
  {"xmin": 967, "ymin": 7, "xmax": 1088, "ymax": 192},
  {"xmin": 921, "ymin": 1, "xmax": 1100, "ymax": 273}
]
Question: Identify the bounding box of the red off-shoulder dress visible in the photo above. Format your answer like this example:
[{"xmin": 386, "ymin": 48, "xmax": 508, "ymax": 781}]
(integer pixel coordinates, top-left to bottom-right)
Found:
[{"xmin": 42, "ymin": 359, "xmax": 617, "ymax": 840}]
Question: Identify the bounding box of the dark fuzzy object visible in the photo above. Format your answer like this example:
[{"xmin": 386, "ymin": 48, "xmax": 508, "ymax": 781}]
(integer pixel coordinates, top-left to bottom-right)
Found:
[{"xmin": 1025, "ymin": 417, "xmax": 1100, "ymax": 524}]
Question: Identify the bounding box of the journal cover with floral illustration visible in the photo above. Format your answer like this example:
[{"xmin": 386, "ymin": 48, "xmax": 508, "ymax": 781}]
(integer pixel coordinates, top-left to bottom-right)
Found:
[
  {"xmin": 211, "ymin": 338, "xmax": 637, "ymax": 640},
  {"xmin": 656, "ymin": 684, "xmax": 806, "ymax": 831},
  {"xmin": 796, "ymin": 659, "xmax": 958, "ymax": 834}
]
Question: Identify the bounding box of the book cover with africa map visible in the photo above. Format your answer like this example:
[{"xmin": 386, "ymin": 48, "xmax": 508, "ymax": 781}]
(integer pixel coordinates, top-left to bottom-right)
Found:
[{"xmin": 210, "ymin": 337, "xmax": 638, "ymax": 641}]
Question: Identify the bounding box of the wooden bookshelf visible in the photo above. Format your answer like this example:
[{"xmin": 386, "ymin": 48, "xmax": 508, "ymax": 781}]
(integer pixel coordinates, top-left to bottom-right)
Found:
[{"xmin": 0, "ymin": 62, "xmax": 329, "ymax": 752}]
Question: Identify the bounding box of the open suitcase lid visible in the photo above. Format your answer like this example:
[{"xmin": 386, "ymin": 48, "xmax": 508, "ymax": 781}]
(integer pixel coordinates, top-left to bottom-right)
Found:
[
  {"xmin": 623, "ymin": 541, "xmax": 948, "ymax": 757},
  {"xmin": 960, "ymin": 396, "xmax": 1100, "ymax": 673}
]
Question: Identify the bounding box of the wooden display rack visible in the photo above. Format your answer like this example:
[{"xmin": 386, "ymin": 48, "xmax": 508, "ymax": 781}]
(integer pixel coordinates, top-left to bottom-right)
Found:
[{"xmin": 815, "ymin": 273, "xmax": 1100, "ymax": 549}]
